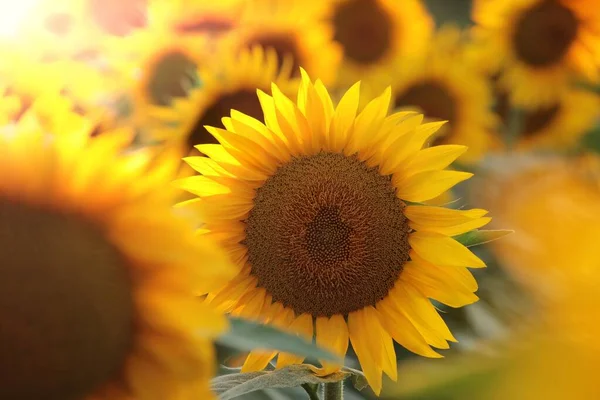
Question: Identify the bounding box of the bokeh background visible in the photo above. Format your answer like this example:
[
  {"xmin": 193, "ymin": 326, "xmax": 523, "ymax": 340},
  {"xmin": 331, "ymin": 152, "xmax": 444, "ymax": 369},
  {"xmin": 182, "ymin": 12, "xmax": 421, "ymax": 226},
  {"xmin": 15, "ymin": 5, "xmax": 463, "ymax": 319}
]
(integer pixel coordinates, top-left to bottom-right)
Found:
[{"xmin": 2, "ymin": 0, "xmax": 599, "ymax": 399}]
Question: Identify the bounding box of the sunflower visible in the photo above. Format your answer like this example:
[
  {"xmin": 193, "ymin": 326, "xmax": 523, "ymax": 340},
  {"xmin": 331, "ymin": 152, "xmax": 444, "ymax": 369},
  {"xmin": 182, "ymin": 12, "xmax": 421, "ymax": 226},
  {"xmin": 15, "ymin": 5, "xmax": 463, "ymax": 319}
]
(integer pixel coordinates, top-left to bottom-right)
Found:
[
  {"xmin": 474, "ymin": 153, "xmax": 600, "ymax": 298},
  {"xmin": 494, "ymin": 87, "xmax": 600, "ymax": 151},
  {"xmin": 388, "ymin": 26, "xmax": 497, "ymax": 164},
  {"xmin": 0, "ymin": 51, "xmax": 125, "ymax": 134},
  {"xmin": 473, "ymin": 0, "xmax": 600, "ymax": 108},
  {"xmin": 105, "ymin": 25, "xmax": 207, "ymax": 133},
  {"xmin": 177, "ymin": 71, "xmax": 490, "ymax": 394},
  {"xmin": 0, "ymin": 106, "xmax": 234, "ymax": 399},
  {"xmin": 223, "ymin": 0, "xmax": 342, "ymax": 84},
  {"xmin": 326, "ymin": 0, "xmax": 433, "ymax": 89},
  {"xmin": 145, "ymin": 44, "xmax": 298, "ymax": 150}
]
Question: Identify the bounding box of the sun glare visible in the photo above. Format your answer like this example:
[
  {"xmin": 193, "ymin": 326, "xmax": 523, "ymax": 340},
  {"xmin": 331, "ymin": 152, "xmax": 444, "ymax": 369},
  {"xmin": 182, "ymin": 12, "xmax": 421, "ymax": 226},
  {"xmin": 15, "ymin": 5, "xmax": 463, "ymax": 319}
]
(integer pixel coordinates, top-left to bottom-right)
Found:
[{"xmin": 0, "ymin": 0, "xmax": 42, "ymax": 37}]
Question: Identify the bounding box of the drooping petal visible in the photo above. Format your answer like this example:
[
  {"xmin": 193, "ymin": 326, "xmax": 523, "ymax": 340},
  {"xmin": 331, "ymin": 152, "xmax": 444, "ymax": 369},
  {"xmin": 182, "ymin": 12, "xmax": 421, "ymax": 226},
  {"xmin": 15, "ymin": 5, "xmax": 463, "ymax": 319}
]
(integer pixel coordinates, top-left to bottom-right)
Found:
[
  {"xmin": 348, "ymin": 307, "xmax": 384, "ymax": 395},
  {"xmin": 314, "ymin": 314, "xmax": 349, "ymax": 376}
]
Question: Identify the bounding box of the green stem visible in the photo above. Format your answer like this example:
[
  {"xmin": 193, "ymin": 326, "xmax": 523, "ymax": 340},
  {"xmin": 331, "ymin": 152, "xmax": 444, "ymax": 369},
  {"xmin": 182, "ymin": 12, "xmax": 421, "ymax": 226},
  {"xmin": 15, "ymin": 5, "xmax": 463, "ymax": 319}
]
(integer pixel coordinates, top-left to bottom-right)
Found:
[
  {"xmin": 506, "ymin": 107, "xmax": 523, "ymax": 151},
  {"xmin": 323, "ymin": 381, "xmax": 344, "ymax": 400},
  {"xmin": 301, "ymin": 383, "xmax": 321, "ymax": 400}
]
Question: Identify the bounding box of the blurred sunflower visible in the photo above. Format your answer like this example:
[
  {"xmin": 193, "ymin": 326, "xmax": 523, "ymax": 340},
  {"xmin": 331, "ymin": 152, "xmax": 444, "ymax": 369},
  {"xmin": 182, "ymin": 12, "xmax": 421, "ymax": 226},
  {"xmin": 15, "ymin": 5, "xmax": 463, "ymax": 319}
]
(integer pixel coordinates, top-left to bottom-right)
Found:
[
  {"xmin": 475, "ymin": 154, "xmax": 600, "ymax": 298},
  {"xmin": 390, "ymin": 26, "xmax": 497, "ymax": 164},
  {"xmin": 0, "ymin": 106, "xmax": 233, "ymax": 399},
  {"xmin": 107, "ymin": 26, "xmax": 205, "ymax": 132},
  {"xmin": 473, "ymin": 0, "xmax": 600, "ymax": 107},
  {"xmin": 327, "ymin": 0, "xmax": 433, "ymax": 89},
  {"xmin": 224, "ymin": 0, "xmax": 341, "ymax": 84},
  {"xmin": 147, "ymin": 45, "xmax": 298, "ymax": 150},
  {"xmin": 0, "ymin": 52, "xmax": 104, "ymax": 127},
  {"xmin": 494, "ymin": 87, "xmax": 600, "ymax": 151},
  {"xmin": 0, "ymin": 51, "xmax": 126, "ymax": 134},
  {"xmin": 178, "ymin": 71, "xmax": 490, "ymax": 394}
]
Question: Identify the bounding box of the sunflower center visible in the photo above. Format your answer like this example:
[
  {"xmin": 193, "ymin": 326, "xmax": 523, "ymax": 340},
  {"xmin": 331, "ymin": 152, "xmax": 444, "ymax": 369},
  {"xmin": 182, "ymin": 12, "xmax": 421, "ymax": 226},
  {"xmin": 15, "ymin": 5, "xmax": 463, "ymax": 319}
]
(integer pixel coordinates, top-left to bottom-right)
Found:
[
  {"xmin": 394, "ymin": 81, "xmax": 456, "ymax": 141},
  {"xmin": 523, "ymin": 104, "xmax": 560, "ymax": 136},
  {"xmin": 0, "ymin": 199, "xmax": 134, "ymax": 400},
  {"xmin": 244, "ymin": 152, "xmax": 410, "ymax": 317},
  {"xmin": 188, "ymin": 89, "xmax": 264, "ymax": 148},
  {"xmin": 147, "ymin": 51, "xmax": 196, "ymax": 106},
  {"xmin": 333, "ymin": 0, "xmax": 392, "ymax": 65},
  {"xmin": 245, "ymin": 34, "xmax": 302, "ymax": 76},
  {"xmin": 513, "ymin": 0, "xmax": 578, "ymax": 67}
]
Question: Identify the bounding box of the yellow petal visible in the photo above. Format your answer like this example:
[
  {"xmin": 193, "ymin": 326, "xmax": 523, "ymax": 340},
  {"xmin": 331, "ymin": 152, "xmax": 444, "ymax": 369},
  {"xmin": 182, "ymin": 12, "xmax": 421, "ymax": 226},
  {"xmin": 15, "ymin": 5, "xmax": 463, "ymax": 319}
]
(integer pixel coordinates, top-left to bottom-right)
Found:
[
  {"xmin": 403, "ymin": 145, "xmax": 468, "ymax": 176},
  {"xmin": 184, "ymin": 156, "xmax": 230, "ymax": 176},
  {"xmin": 329, "ymin": 81, "xmax": 360, "ymax": 152},
  {"xmin": 378, "ymin": 123, "xmax": 433, "ymax": 175},
  {"xmin": 175, "ymin": 175, "xmax": 230, "ymax": 198},
  {"xmin": 315, "ymin": 315, "xmax": 349, "ymax": 376},
  {"xmin": 345, "ymin": 87, "xmax": 390, "ymax": 158},
  {"xmin": 242, "ymin": 350, "xmax": 277, "ymax": 372},
  {"xmin": 403, "ymin": 254, "xmax": 479, "ymax": 307},
  {"xmin": 277, "ymin": 313, "xmax": 314, "ymax": 368},
  {"xmin": 396, "ymin": 170, "xmax": 473, "ymax": 202},
  {"xmin": 348, "ymin": 307, "xmax": 383, "ymax": 395},
  {"xmin": 388, "ymin": 283, "xmax": 456, "ymax": 346},
  {"xmin": 376, "ymin": 300, "xmax": 442, "ymax": 358},
  {"xmin": 411, "ymin": 217, "xmax": 492, "ymax": 236},
  {"xmin": 405, "ymin": 206, "xmax": 488, "ymax": 227},
  {"xmin": 409, "ymin": 231, "xmax": 486, "ymax": 268}
]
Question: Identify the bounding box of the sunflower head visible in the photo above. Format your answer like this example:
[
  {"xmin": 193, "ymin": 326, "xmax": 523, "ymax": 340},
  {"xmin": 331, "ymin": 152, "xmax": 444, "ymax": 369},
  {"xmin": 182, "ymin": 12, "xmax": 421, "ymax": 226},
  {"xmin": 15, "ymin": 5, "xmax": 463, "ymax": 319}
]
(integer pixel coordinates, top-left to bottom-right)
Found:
[
  {"xmin": 0, "ymin": 105, "xmax": 233, "ymax": 399},
  {"xmin": 473, "ymin": 0, "xmax": 600, "ymax": 107},
  {"xmin": 178, "ymin": 70, "xmax": 490, "ymax": 394},
  {"xmin": 493, "ymin": 86, "xmax": 600, "ymax": 151},
  {"xmin": 328, "ymin": 0, "xmax": 433, "ymax": 87},
  {"xmin": 225, "ymin": 0, "xmax": 342, "ymax": 84},
  {"xmin": 389, "ymin": 26, "xmax": 497, "ymax": 163},
  {"xmin": 144, "ymin": 44, "xmax": 299, "ymax": 151}
]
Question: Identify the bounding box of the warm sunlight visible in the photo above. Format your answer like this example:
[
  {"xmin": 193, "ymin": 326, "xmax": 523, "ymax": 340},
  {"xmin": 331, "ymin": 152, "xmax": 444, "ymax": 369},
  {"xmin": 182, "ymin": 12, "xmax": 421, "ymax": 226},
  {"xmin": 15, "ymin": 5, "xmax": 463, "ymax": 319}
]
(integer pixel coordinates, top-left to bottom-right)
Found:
[{"xmin": 0, "ymin": 0, "xmax": 41, "ymax": 37}]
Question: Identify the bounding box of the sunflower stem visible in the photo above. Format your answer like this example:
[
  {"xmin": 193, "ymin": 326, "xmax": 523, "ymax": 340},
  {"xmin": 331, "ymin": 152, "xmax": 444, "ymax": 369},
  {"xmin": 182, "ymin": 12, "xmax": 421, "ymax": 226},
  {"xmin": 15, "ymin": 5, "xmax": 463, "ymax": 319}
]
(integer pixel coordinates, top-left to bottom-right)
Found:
[
  {"xmin": 323, "ymin": 380, "xmax": 344, "ymax": 400},
  {"xmin": 302, "ymin": 383, "xmax": 321, "ymax": 400},
  {"xmin": 506, "ymin": 107, "xmax": 524, "ymax": 150}
]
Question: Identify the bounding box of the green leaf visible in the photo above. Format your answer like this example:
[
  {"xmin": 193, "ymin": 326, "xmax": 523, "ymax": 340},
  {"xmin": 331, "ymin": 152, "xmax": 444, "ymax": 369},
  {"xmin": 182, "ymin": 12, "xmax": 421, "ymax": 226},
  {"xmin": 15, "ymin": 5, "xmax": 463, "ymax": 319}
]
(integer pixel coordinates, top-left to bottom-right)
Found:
[
  {"xmin": 211, "ymin": 365, "xmax": 366, "ymax": 400},
  {"xmin": 218, "ymin": 317, "xmax": 340, "ymax": 363},
  {"xmin": 381, "ymin": 352, "xmax": 506, "ymax": 400},
  {"xmin": 453, "ymin": 229, "xmax": 513, "ymax": 247},
  {"xmin": 580, "ymin": 127, "xmax": 600, "ymax": 153}
]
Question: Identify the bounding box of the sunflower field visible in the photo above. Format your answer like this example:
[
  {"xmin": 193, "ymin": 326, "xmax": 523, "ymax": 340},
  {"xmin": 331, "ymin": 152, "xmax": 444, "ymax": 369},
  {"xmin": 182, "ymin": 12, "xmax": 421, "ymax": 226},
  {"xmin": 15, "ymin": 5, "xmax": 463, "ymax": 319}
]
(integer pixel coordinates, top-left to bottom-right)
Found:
[{"xmin": 0, "ymin": 0, "xmax": 599, "ymax": 399}]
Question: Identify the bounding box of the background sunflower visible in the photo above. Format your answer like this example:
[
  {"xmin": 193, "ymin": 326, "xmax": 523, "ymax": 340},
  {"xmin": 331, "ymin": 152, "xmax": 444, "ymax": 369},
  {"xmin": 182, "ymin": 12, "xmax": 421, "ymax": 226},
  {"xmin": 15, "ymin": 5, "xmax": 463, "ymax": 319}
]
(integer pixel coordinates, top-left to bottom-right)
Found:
[{"xmin": 0, "ymin": 104, "xmax": 234, "ymax": 400}]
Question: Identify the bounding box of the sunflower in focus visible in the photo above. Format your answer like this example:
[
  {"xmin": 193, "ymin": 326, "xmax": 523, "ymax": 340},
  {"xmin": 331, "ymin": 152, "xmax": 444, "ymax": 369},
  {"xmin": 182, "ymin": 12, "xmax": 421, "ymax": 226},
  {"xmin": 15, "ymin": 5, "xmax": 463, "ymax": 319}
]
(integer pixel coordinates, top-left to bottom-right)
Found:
[
  {"xmin": 473, "ymin": 0, "xmax": 600, "ymax": 107},
  {"xmin": 178, "ymin": 71, "xmax": 490, "ymax": 394},
  {"xmin": 146, "ymin": 44, "xmax": 298, "ymax": 151},
  {"xmin": 0, "ymin": 104, "xmax": 233, "ymax": 399},
  {"xmin": 326, "ymin": 0, "xmax": 433, "ymax": 89},
  {"xmin": 389, "ymin": 26, "xmax": 497, "ymax": 164},
  {"xmin": 494, "ymin": 87, "xmax": 600, "ymax": 151},
  {"xmin": 224, "ymin": 0, "xmax": 342, "ymax": 84}
]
